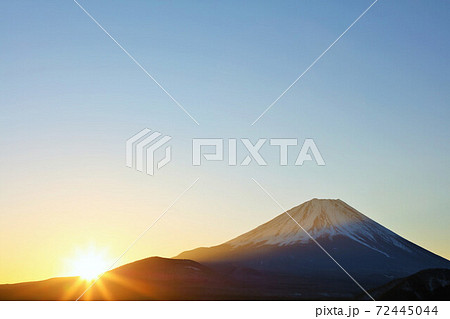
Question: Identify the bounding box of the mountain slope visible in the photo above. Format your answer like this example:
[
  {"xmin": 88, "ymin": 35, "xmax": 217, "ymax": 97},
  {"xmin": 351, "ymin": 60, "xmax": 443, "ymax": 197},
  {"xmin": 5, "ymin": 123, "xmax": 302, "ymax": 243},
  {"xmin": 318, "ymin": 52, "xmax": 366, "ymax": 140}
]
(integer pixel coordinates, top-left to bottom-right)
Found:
[
  {"xmin": 361, "ymin": 268, "xmax": 450, "ymax": 300},
  {"xmin": 176, "ymin": 199, "xmax": 450, "ymax": 290}
]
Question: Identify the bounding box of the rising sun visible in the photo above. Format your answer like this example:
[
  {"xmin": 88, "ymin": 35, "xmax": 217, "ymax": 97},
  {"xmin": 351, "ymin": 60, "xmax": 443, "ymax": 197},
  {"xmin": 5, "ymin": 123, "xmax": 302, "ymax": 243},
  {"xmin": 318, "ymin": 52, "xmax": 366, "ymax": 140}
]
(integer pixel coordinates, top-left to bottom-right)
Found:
[{"xmin": 67, "ymin": 246, "xmax": 110, "ymax": 281}]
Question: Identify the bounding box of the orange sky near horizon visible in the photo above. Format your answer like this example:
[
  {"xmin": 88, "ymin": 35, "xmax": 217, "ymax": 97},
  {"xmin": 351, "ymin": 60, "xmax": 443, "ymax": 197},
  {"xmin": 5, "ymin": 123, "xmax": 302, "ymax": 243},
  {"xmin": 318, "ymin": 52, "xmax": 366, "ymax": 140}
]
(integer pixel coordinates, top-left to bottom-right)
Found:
[{"xmin": 1, "ymin": 170, "xmax": 449, "ymax": 284}]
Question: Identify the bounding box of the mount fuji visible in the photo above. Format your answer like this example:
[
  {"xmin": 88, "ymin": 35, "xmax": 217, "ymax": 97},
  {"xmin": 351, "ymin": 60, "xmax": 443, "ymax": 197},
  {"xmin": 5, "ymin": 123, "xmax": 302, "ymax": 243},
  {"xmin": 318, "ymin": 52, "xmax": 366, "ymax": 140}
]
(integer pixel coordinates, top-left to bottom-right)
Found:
[{"xmin": 176, "ymin": 199, "xmax": 450, "ymax": 294}]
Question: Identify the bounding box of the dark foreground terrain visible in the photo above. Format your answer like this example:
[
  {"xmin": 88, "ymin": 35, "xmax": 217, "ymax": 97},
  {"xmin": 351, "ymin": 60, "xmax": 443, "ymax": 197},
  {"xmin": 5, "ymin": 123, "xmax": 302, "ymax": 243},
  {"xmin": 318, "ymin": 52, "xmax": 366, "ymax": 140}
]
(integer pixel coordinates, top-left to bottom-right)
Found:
[{"xmin": 0, "ymin": 257, "xmax": 449, "ymax": 301}]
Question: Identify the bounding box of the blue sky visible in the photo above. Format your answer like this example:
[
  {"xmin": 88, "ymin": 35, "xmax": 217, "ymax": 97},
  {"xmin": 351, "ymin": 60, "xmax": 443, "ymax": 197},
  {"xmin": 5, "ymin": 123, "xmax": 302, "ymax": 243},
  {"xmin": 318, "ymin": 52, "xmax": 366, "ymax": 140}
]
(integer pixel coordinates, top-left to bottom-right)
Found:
[{"xmin": 0, "ymin": 0, "xmax": 449, "ymax": 283}]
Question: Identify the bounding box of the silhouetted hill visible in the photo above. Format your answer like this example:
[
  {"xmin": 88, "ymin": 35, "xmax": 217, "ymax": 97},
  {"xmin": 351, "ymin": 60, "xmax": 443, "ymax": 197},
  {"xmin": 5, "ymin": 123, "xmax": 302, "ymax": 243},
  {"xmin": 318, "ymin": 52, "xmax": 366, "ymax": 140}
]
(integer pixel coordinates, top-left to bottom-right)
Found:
[
  {"xmin": 0, "ymin": 257, "xmax": 237, "ymax": 300},
  {"xmin": 360, "ymin": 268, "xmax": 450, "ymax": 300}
]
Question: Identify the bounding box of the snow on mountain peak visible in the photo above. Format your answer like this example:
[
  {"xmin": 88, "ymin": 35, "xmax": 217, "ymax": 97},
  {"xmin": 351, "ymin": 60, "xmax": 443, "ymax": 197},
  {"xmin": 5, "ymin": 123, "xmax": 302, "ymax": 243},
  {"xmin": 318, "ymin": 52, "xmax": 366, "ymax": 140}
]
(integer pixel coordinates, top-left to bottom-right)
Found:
[{"xmin": 226, "ymin": 199, "xmax": 408, "ymax": 256}]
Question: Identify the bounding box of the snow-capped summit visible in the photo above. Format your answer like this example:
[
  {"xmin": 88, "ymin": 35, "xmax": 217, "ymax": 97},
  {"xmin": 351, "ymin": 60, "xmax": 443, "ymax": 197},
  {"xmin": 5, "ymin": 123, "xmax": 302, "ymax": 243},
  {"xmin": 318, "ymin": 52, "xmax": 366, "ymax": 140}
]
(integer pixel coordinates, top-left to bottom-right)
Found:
[{"xmin": 226, "ymin": 199, "xmax": 408, "ymax": 257}]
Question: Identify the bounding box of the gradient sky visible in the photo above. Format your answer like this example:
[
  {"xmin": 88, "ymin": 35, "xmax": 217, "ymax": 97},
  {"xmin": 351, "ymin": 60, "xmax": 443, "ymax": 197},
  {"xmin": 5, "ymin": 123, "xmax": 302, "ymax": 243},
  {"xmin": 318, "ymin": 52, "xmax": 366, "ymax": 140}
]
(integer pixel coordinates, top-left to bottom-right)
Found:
[{"xmin": 1, "ymin": 0, "xmax": 449, "ymax": 283}]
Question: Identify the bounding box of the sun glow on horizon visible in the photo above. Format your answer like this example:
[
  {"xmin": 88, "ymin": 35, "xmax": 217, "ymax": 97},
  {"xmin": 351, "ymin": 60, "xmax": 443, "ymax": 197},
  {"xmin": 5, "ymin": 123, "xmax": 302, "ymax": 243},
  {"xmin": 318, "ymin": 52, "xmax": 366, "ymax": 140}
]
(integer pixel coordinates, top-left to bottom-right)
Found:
[{"xmin": 67, "ymin": 246, "xmax": 110, "ymax": 281}]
